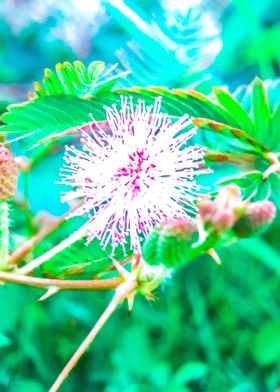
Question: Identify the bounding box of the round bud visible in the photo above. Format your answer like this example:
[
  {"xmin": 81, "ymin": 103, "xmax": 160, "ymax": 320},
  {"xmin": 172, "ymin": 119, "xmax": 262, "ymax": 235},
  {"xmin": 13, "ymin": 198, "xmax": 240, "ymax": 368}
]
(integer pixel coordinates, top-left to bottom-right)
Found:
[
  {"xmin": 247, "ymin": 201, "xmax": 276, "ymax": 227},
  {"xmin": 234, "ymin": 200, "xmax": 276, "ymax": 238},
  {"xmin": 211, "ymin": 209, "xmax": 236, "ymax": 232},
  {"xmin": 0, "ymin": 144, "xmax": 17, "ymax": 200},
  {"xmin": 198, "ymin": 197, "xmax": 214, "ymax": 221},
  {"xmin": 142, "ymin": 218, "xmax": 196, "ymax": 269}
]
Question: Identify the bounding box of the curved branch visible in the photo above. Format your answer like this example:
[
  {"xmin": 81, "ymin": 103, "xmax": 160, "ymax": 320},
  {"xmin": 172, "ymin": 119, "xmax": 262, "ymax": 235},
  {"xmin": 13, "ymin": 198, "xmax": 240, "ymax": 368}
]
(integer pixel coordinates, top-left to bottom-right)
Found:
[{"xmin": 0, "ymin": 271, "xmax": 122, "ymax": 291}]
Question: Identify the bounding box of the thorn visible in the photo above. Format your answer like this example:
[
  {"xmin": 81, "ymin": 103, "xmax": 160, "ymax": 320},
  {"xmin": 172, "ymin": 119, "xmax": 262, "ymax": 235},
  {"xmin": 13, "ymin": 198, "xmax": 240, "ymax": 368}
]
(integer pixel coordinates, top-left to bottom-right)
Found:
[
  {"xmin": 127, "ymin": 292, "xmax": 135, "ymax": 313},
  {"xmin": 110, "ymin": 257, "xmax": 130, "ymax": 279},
  {"xmin": 131, "ymin": 253, "xmax": 141, "ymax": 272},
  {"xmin": 38, "ymin": 286, "xmax": 59, "ymax": 301},
  {"xmin": 207, "ymin": 248, "xmax": 221, "ymax": 265}
]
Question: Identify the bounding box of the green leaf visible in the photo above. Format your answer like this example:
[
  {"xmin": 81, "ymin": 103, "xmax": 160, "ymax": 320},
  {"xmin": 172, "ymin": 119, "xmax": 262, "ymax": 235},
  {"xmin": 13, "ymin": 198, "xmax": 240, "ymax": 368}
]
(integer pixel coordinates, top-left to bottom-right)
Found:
[
  {"xmin": 218, "ymin": 171, "xmax": 263, "ymax": 188},
  {"xmin": 89, "ymin": 72, "xmax": 130, "ymax": 95},
  {"xmin": 0, "ymin": 87, "xmax": 238, "ymax": 149},
  {"xmin": 218, "ymin": 171, "xmax": 263, "ymax": 200},
  {"xmin": 0, "ymin": 82, "xmax": 276, "ymax": 161},
  {"xmin": 88, "ymin": 61, "xmax": 105, "ymax": 80},
  {"xmin": 269, "ymin": 104, "xmax": 280, "ymax": 147},
  {"xmin": 1, "ymin": 95, "xmax": 108, "ymax": 148},
  {"xmin": 30, "ymin": 61, "xmax": 127, "ymax": 99},
  {"xmin": 189, "ymin": 79, "xmax": 280, "ymax": 154},
  {"xmin": 267, "ymin": 173, "xmax": 280, "ymax": 208},
  {"xmin": 62, "ymin": 61, "xmax": 84, "ymax": 91},
  {"xmin": 251, "ymin": 77, "xmax": 271, "ymax": 143},
  {"xmin": 192, "ymin": 118, "xmax": 269, "ymax": 155},
  {"xmin": 55, "ymin": 63, "xmax": 76, "ymax": 95},
  {"xmin": 107, "ymin": 0, "xmax": 219, "ymax": 90},
  {"xmin": 43, "ymin": 68, "xmax": 65, "ymax": 95},
  {"xmin": 32, "ymin": 217, "xmax": 133, "ymax": 278},
  {"xmin": 124, "ymin": 85, "xmax": 274, "ymax": 157},
  {"xmin": 73, "ymin": 61, "xmax": 90, "ymax": 85},
  {"xmin": 40, "ymin": 237, "xmax": 114, "ymax": 279},
  {"xmin": 219, "ymin": 170, "xmax": 280, "ymax": 205},
  {"xmin": 213, "ymin": 87, "xmax": 254, "ymax": 133},
  {"xmin": 251, "ymin": 177, "xmax": 271, "ymax": 201},
  {"xmin": 174, "ymin": 89, "xmax": 238, "ymax": 124}
]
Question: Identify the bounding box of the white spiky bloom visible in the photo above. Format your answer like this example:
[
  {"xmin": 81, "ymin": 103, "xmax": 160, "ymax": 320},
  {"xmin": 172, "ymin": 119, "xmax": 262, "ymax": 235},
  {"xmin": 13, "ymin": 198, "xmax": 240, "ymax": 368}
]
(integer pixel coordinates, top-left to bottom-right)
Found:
[{"xmin": 60, "ymin": 96, "xmax": 210, "ymax": 253}]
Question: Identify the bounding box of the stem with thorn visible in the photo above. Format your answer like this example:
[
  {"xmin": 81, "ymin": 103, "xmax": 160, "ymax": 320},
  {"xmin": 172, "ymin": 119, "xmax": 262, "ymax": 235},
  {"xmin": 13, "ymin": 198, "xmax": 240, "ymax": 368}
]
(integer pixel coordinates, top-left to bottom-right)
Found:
[
  {"xmin": 0, "ymin": 271, "xmax": 122, "ymax": 291},
  {"xmin": 49, "ymin": 277, "xmax": 138, "ymax": 392}
]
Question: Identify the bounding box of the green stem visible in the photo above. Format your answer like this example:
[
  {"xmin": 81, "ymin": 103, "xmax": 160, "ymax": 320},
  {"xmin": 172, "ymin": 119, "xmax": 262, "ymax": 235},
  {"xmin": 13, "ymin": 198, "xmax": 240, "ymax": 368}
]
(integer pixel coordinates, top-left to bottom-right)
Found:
[
  {"xmin": 189, "ymin": 235, "xmax": 218, "ymax": 261},
  {"xmin": 0, "ymin": 271, "xmax": 122, "ymax": 291},
  {"xmin": 0, "ymin": 201, "xmax": 9, "ymax": 269}
]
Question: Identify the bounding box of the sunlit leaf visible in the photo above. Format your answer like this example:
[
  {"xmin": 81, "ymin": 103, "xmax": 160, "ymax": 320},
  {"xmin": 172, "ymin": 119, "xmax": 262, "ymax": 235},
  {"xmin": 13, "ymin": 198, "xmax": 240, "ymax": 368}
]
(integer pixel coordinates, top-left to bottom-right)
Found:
[
  {"xmin": 31, "ymin": 217, "xmax": 132, "ymax": 279},
  {"xmin": 212, "ymin": 87, "xmax": 254, "ymax": 133},
  {"xmin": 30, "ymin": 61, "xmax": 128, "ymax": 99},
  {"xmin": 251, "ymin": 77, "xmax": 271, "ymax": 143},
  {"xmin": 192, "ymin": 118, "xmax": 269, "ymax": 155}
]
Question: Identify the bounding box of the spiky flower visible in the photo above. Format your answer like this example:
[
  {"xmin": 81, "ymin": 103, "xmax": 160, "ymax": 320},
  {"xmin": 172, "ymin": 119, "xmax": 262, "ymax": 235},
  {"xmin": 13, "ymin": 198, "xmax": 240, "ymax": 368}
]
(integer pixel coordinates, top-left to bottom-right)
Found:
[{"xmin": 60, "ymin": 97, "xmax": 210, "ymax": 252}]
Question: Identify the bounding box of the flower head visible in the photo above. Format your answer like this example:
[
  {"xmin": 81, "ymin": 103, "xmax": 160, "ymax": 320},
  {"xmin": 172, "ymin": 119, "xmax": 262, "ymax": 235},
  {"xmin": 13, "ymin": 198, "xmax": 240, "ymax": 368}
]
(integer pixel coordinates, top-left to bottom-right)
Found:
[{"xmin": 60, "ymin": 97, "xmax": 210, "ymax": 252}]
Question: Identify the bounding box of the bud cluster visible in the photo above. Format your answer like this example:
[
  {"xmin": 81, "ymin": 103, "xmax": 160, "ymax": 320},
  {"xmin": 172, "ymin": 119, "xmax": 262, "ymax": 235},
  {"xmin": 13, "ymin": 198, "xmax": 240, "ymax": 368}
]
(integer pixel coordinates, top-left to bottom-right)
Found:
[
  {"xmin": 142, "ymin": 185, "xmax": 276, "ymax": 271},
  {"xmin": 0, "ymin": 144, "xmax": 17, "ymax": 200},
  {"xmin": 198, "ymin": 185, "xmax": 243, "ymax": 234},
  {"xmin": 198, "ymin": 185, "xmax": 276, "ymax": 238}
]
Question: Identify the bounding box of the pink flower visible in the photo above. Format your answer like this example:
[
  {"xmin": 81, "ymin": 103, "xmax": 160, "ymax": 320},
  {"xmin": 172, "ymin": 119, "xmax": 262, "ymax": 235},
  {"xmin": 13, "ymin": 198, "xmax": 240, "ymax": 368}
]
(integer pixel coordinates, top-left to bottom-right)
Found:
[{"xmin": 60, "ymin": 97, "xmax": 210, "ymax": 252}]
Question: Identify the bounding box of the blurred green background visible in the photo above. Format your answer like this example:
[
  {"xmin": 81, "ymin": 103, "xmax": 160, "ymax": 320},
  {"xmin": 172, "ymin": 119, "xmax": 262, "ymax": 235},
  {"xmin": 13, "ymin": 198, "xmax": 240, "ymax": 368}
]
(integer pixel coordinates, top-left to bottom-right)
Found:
[{"xmin": 1, "ymin": 0, "xmax": 280, "ymax": 391}]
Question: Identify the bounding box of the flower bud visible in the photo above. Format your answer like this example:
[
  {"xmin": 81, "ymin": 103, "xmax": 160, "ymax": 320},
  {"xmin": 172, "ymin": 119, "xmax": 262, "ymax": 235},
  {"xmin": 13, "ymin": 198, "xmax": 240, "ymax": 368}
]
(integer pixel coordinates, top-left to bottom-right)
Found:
[
  {"xmin": 234, "ymin": 200, "xmax": 276, "ymax": 238},
  {"xmin": 198, "ymin": 186, "xmax": 244, "ymax": 234},
  {"xmin": 198, "ymin": 197, "xmax": 214, "ymax": 221},
  {"xmin": 211, "ymin": 209, "xmax": 237, "ymax": 232},
  {"xmin": 0, "ymin": 144, "xmax": 17, "ymax": 200},
  {"xmin": 142, "ymin": 218, "xmax": 196, "ymax": 269}
]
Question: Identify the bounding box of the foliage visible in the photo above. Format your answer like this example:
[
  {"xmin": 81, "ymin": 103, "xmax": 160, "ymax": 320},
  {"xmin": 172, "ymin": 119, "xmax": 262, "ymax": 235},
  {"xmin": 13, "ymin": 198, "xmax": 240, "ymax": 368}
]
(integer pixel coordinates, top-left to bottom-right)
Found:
[
  {"xmin": 105, "ymin": 0, "xmax": 221, "ymax": 89},
  {"xmin": 30, "ymin": 61, "xmax": 129, "ymax": 99}
]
